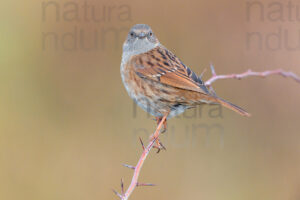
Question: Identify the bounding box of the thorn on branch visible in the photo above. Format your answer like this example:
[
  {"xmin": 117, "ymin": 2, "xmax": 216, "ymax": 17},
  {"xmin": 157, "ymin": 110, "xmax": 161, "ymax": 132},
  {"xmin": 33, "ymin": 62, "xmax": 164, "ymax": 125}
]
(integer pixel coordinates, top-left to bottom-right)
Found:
[
  {"xmin": 121, "ymin": 178, "xmax": 124, "ymax": 195},
  {"xmin": 199, "ymin": 68, "xmax": 207, "ymax": 78},
  {"xmin": 210, "ymin": 63, "xmax": 216, "ymax": 76},
  {"xmin": 139, "ymin": 137, "xmax": 145, "ymax": 150},
  {"xmin": 122, "ymin": 164, "xmax": 135, "ymax": 170},
  {"xmin": 136, "ymin": 182, "xmax": 156, "ymax": 187},
  {"xmin": 112, "ymin": 189, "xmax": 123, "ymax": 199}
]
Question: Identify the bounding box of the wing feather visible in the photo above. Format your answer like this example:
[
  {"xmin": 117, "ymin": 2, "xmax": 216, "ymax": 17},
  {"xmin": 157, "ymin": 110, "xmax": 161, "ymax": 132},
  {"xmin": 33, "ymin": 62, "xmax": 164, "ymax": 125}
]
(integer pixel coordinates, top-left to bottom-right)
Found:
[{"xmin": 130, "ymin": 46, "xmax": 210, "ymax": 94}]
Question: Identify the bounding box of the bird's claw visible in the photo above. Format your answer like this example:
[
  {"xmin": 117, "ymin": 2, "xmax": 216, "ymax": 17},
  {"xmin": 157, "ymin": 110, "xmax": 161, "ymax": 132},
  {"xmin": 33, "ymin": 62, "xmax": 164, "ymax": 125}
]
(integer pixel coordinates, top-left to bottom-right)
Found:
[{"xmin": 153, "ymin": 140, "xmax": 166, "ymax": 153}]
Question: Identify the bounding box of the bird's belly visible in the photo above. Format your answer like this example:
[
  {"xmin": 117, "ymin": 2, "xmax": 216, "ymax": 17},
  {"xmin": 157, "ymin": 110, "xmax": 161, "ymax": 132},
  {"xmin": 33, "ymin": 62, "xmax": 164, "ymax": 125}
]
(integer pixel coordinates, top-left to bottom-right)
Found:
[
  {"xmin": 121, "ymin": 64, "xmax": 189, "ymax": 118},
  {"xmin": 168, "ymin": 105, "xmax": 189, "ymax": 118},
  {"xmin": 122, "ymin": 78, "xmax": 167, "ymax": 117},
  {"xmin": 131, "ymin": 90, "xmax": 189, "ymax": 118}
]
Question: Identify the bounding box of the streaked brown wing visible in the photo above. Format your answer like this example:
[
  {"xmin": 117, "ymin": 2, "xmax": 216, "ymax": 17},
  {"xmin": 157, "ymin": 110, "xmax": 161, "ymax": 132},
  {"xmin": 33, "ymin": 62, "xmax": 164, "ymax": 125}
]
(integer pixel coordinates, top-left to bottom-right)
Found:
[{"xmin": 131, "ymin": 45, "xmax": 210, "ymax": 94}]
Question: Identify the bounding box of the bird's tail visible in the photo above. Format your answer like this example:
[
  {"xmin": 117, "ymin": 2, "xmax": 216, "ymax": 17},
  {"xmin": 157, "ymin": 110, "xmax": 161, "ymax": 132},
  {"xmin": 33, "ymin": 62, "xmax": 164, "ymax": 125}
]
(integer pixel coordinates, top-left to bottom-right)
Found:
[{"xmin": 214, "ymin": 97, "xmax": 250, "ymax": 117}]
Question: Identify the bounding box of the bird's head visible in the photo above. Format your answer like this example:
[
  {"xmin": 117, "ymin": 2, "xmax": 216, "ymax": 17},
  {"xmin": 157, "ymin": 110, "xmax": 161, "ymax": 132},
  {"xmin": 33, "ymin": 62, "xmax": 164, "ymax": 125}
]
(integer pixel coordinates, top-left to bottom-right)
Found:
[{"xmin": 123, "ymin": 24, "xmax": 159, "ymax": 55}]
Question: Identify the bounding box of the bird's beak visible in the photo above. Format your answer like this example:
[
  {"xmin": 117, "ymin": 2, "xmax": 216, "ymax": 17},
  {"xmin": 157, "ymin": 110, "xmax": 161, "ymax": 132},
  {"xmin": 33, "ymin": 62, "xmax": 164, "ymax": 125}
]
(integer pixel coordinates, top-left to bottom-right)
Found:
[{"xmin": 138, "ymin": 32, "xmax": 146, "ymax": 39}]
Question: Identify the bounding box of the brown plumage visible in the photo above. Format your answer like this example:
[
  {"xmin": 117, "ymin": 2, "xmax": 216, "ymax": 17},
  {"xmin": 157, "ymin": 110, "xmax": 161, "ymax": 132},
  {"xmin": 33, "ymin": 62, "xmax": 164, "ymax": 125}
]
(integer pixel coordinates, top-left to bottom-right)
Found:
[{"xmin": 121, "ymin": 24, "xmax": 250, "ymax": 122}]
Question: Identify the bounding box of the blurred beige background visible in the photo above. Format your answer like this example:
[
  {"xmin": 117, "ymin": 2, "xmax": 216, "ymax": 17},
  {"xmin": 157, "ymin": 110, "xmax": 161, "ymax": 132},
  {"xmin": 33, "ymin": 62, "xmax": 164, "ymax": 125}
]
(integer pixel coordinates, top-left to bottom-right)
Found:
[{"xmin": 1, "ymin": 0, "xmax": 300, "ymax": 200}]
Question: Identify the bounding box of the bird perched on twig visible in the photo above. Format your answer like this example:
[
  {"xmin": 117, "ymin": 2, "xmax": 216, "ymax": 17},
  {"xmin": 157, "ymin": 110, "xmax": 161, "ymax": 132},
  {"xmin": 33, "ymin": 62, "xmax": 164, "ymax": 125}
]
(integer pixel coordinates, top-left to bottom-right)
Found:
[{"xmin": 120, "ymin": 24, "xmax": 250, "ymax": 150}]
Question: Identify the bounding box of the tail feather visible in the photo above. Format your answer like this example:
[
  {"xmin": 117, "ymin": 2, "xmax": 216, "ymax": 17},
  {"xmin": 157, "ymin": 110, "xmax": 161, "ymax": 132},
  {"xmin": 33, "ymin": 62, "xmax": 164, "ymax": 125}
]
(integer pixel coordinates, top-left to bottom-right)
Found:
[{"xmin": 215, "ymin": 97, "xmax": 250, "ymax": 117}]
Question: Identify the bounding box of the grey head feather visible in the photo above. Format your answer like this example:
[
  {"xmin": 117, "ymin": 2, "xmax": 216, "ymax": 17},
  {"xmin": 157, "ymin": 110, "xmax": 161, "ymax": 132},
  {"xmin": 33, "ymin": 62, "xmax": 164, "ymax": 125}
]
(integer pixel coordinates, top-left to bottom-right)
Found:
[{"xmin": 122, "ymin": 24, "xmax": 160, "ymax": 64}]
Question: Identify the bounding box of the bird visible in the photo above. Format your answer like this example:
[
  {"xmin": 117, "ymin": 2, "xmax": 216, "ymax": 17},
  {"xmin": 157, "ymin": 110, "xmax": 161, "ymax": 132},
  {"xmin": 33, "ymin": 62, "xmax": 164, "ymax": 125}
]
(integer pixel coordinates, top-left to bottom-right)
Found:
[{"xmin": 120, "ymin": 24, "xmax": 250, "ymax": 150}]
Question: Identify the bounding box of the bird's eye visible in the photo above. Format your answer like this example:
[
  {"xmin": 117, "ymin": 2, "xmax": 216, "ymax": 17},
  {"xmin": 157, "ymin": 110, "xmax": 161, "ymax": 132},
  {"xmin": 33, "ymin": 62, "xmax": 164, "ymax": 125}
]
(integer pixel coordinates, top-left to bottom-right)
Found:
[
  {"xmin": 149, "ymin": 32, "xmax": 153, "ymax": 36},
  {"xmin": 130, "ymin": 32, "xmax": 134, "ymax": 37}
]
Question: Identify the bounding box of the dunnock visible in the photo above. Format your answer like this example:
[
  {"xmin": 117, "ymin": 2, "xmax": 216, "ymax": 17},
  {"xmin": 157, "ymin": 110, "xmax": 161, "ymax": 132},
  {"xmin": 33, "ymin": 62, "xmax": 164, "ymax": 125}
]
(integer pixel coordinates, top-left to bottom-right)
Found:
[{"xmin": 120, "ymin": 24, "xmax": 249, "ymax": 149}]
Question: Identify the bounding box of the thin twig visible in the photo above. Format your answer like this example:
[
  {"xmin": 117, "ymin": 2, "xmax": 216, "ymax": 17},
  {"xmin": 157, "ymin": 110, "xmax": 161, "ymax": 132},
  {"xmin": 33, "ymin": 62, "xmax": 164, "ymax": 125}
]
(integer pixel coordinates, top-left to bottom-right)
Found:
[
  {"xmin": 122, "ymin": 164, "xmax": 135, "ymax": 170},
  {"xmin": 205, "ymin": 64, "xmax": 300, "ymax": 86},
  {"xmin": 114, "ymin": 114, "xmax": 168, "ymax": 200}
]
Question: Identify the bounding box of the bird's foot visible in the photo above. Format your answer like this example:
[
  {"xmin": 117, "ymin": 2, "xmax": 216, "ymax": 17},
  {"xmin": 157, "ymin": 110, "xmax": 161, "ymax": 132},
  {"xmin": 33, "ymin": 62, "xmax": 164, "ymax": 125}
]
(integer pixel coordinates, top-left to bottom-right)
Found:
[
  {"xmin": 153, "ymin": 138, "xmax": 166, "ymax": 153},
  {"xmin": 156, "ymin": 117, "xmax": 167, "ymax": 134}
]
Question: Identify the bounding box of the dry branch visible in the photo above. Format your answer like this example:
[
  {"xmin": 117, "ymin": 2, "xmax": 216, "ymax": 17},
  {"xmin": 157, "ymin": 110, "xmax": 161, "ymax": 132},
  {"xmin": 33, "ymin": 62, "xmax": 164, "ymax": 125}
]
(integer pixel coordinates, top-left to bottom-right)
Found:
[
  {"xmin": 114, "ymin": 114, "xmax": 168, "ymax": 200},
  {"xmin": 205, "ymin": 64, "xmax": 300, "ymax": 86},
  {"xmin": 114, "ymin": 65, "xmax": 300, "ymax": 200}
]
